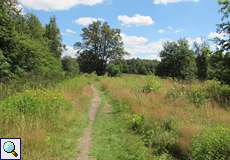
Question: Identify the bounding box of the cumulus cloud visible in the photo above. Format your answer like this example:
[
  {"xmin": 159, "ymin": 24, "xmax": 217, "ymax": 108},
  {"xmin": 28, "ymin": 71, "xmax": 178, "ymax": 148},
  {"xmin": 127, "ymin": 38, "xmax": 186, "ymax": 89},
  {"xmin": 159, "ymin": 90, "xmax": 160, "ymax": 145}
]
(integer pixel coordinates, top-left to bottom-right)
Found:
[
  {"xmin": 153, "ymin": 0, "xmax": 199, "ymax": 5},
  {"xmin": 121, "ymin": 33, "xmax": 166, "ymax": 59},
  {"xmin": 121, "ymin": 34, "xmax": 148, "ymax": 46},
  {"xmin": 18, "ymin": 0, "xmax": 104, "ymax": 11},
  {"xmin": 118, "ymin": 14, "xmax": 154, "ymax": 26},
  {"xmin": 74, "ymin": 17, "xmax": 104, "ymax": 26},
  {"xmin": 62, "ymin": 46, "xmax": 77, "ymax": 58}
]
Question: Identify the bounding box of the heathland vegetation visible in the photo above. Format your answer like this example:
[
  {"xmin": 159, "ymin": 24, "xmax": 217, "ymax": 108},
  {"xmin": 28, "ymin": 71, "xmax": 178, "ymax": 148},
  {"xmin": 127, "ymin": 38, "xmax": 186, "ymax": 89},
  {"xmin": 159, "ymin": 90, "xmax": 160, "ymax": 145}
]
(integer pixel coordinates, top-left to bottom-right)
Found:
[{"xmin": 0, "ymin": 0, "xmax": 230, "ymax": 160}]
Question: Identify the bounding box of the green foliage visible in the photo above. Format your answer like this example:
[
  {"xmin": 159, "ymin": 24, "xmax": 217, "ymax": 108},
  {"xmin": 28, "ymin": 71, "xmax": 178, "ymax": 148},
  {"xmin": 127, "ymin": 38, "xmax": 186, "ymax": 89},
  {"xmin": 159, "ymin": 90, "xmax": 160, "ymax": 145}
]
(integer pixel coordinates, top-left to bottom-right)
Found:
[
  {"xmin": 217, "ymin": 0, "xmax": 230, "ymax": 51},
  {"xmin": 194, "ymin": 42, "xmax": 211, "ymax": 80},
  {"xmin": 0, "ymin": 90, "xmax": 70, "ymax": 121},
  {"xmin": 192, "ymin": 126, "xmax": 230, "ymax": 160},
  {"xmin": 0, "ymin": 49, "xmax": 12, "ymax": 81},
  {"xmin": 75, "ymin": 21, "xmax": 127, "ymax": 75},
  {"xmin": 166, "ymin": 83, "xmax": 186, "ymax": 100},
  {"xmin": 142, "ymin": 76, "xmax": 161, "ymax": 93},
  {"xmin": 107, "ymin": 64, "xmax": 121, "ymax": 77},
  {"xmin": 127, "ymin": 113, "xmax": 179, "ymax": 156},
  {"xmin": 205, "ymin": 80, "xmax": 230, "ymax": 107},
  {"xmin": 0, "ymin": 3, "xmax": 64, "ymax": 82},
  {"xmin": 61, "ymin": 56, "xmax": 79, "ymax": 76},
  {"xmin": 186, "ymin": 86, "xmax": 209, "ymax": 107},
  {"xmin": 167, "ymin": 80, "xmax": 230, "ymax": 107},
  {"xmin": 128, "ymin": 114, "xmax": 144, "ymax": 131},
  {"xmin": 0, "ymin": 76, "xmax": 92, "ymax": 159},
  {"xmin": 25, "ymin": 14, "xmax": 44, "ymax": 40},
  {"xmin": 156, "ymin": 39, "xmax": 197, "ymax": 80},
  {"xmin": 154, "ymin": 154, "xmax": 174, "ymax": 160},
  {"xmin": 121, "ymin": 58, "xmax": 159, "ymax": 75},
  {"xmin": 209, "ymin": 51, "xmax": 230, "ymax": 84},
  {"xmin": 45, "ymin": 16, "xmax": 63, "ymax": 58}
]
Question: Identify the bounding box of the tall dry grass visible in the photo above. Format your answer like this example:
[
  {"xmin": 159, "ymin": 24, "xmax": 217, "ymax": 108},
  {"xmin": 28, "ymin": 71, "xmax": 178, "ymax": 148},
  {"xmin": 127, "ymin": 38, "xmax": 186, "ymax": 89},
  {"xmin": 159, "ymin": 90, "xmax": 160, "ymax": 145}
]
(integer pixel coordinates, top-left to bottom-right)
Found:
[
  {"xmin": 100, "ymin": 75, "xmax": 230, "ymax": 155},
  {"xmin": 0, "ymin": 76, "xmax": 94, "ymax": 160}
]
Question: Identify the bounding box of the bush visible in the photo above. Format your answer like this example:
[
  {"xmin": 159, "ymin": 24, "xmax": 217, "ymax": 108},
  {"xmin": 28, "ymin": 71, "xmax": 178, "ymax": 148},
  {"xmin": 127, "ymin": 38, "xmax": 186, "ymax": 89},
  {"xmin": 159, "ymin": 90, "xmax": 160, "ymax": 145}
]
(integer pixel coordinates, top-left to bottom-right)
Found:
[
  {"xmin": 186, "ymin": 86, "xmax": 209, "ymax": 107},
  {"xmin": 142, "ymin": 76, "xmax": 161, "ymax": 93},
  {"xmin": 107, "ymin": 64, "xmax": 121, "ymax": 77},
  {"xmin": 166, "ymin": 83, "xmax": 186, "ymax": 100},
  {"xmin": 205, "ymin": 80, "xmax": 230, "ymax": 107},
  {"xmin": 0, "ymin": 50, "xmax": 12, "ymax": 82},
  {"xmin": 191, "ymin": 126, "xmax": 230, "ymax": 160},
  {"xmin": 129, "ymin": 114, "xmax": 144, "ymax": 131},
  {"xmin": 0, "ymin": 89, "xmax": 71, "ymax": 123},
  {"xmin": 128, "ymin": 116, "xmax": 179, "ymax": 156}
]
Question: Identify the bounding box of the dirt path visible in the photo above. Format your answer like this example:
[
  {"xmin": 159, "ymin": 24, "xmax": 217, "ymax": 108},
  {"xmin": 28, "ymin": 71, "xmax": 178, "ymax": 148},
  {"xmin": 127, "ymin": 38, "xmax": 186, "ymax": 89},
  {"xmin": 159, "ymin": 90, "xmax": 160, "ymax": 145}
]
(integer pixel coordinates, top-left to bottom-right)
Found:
[{"xmin": 77, "ymin": 85, "xmax": 100, "ymax": 160}]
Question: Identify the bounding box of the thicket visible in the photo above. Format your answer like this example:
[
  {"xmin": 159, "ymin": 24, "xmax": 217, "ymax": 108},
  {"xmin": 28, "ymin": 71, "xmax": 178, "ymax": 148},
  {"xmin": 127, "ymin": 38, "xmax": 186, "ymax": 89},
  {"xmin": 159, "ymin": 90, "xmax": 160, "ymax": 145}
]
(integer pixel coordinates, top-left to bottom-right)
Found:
[{"xmin": 0, "ymin": 0, "xmax": 64, "ymax": 83}]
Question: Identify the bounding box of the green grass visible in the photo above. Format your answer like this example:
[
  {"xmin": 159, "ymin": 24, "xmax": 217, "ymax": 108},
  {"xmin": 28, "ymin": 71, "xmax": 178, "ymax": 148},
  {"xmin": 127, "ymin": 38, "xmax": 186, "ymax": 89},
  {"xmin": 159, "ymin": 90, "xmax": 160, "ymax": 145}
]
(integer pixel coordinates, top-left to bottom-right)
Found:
[
  {"xmin": 99, "ymin": 75, "xmax": 230, "ymax": 159},
  {"xmin": 0, "ymin": 76, "xmax": 94, "ymax": 160},
  {"xmin": 90, "ymin": 88, "xmax": 154, "ymax": 160}
]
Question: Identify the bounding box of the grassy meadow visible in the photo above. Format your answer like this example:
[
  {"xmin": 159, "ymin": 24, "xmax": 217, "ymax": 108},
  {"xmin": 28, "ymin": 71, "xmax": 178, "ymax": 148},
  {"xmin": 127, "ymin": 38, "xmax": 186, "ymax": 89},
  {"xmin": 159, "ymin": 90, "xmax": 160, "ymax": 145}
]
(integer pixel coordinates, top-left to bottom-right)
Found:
[
  {"xmin": 0, "ymin": 74, "xmax": 229, "ymax": 160},
  {"xmin": 99, "ymin": 75, "xmax": 230, "ymax": 160},
  {"xmin": 0, "ymin": 76, "xmax": 95, "ymax": 160}
]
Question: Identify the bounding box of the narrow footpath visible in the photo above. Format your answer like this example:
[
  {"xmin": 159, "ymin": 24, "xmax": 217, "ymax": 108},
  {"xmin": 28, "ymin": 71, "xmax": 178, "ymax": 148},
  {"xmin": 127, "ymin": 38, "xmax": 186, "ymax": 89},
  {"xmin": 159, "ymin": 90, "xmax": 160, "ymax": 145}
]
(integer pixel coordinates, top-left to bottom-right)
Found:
[{"xmin": 77, "ymin": 85, "xmax": 100, "ymax": 160}]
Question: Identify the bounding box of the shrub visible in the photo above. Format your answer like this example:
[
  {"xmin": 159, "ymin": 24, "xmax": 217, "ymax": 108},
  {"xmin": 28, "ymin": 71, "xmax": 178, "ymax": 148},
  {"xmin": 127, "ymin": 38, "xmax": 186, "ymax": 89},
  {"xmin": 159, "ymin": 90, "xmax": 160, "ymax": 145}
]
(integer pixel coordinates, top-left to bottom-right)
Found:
[
  {"xmin": 205, "ymin": 80, "xmax": 230, "ymax": 107},
  {"xmin": 166, "ymin": 83, "xmax": 186, "ymax": 100},
  {"xmin": 129, "ymin": 114, "xmax": 144, "ymax": 131},
  {"xmin": 0, "ymin": 89, "xmax": 71, "ymax": 126},
  {"xmin": 0, "ymin": 50, "xmax": 12, "ymax": 82},
  {"xmin": 107, "ymin": 64, "xmax": 121, "ymax": 77},
  {"xmin": 186, "ymin": 86, "xmax": 209, "ymax": 107},
  {"xmin": 130, "ymin": 117, "xmax": 179, "ymax": 156},
  {"xmin": 191, "ymin": 126, "xmax": 230, "ymax": 160},
  {"xmin": 142, "ymin": 76, "xmax": 161, "ymax": 93}
]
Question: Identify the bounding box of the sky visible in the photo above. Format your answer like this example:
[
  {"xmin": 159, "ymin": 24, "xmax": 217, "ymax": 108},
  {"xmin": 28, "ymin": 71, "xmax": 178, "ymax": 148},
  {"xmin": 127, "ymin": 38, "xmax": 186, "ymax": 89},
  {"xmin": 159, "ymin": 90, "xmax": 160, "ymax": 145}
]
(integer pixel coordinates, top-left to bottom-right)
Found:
[{"xmin": 18, "ymin": 0, "xmax": 223, "ymax": 59}]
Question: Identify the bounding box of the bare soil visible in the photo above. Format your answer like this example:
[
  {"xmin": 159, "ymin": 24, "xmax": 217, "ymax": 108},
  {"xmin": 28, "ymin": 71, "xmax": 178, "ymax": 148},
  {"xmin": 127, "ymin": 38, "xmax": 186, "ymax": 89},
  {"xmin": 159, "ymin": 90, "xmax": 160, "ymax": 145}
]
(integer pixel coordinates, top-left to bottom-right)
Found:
[{"xmin": 77, "ymin": 85, "xmax": 100, "ymax": 160}]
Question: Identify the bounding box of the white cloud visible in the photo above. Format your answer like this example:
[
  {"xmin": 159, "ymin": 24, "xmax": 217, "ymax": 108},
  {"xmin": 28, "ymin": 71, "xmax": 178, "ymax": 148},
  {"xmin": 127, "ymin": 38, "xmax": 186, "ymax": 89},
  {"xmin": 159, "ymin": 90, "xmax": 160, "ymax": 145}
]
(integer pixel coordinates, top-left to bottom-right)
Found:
[
  {"xmin": 18, "ymin": 0, "xmax": 104, "ymax": 11},
  {"xmin": 74, "ymin": 17, "xmax": 104, "ymax": 26},
  {"xmin": 121, "ymin": 34, "xmax": 148, "ymax": 46},
  {"xmin": 158, "ymin": 26, "xmax": 182, "ymax": 34},
  {"xmin": 121, "ymin": 33, "xmax": 166, "ymax": 59},
  {"xmin": 62, "ymin": 46, "xmax": 76, "ymax": 58},
  {"xmin": 65, "ymin": 29, "xmax": 77, "ymax": 35},
  {"xmin": 208, "ymin": 32, "xmax": 226, "ymax": 40},
  {"xmin": 153, "ymin": 0, "xmax": 199, "ymax": 5},
  {"xmin": 158, "ymin": 29, "xmax": 166, "ymax": 34},
  {"xmin": 118, "ymin": 14, "xmax": 154, "ymax": 26}
]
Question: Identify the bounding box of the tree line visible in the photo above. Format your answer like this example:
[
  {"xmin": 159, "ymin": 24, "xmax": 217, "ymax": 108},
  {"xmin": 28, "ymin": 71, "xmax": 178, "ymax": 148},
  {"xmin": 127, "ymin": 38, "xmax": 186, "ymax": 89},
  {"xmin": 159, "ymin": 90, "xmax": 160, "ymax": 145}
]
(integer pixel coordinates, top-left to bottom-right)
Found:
[
  {"xmin": 0, "ymin": 0, "xmax": 229, "ymax": 85},
  {"xmin": 0, "ymin": 0, "xmax": 63, "ymax": 82}
]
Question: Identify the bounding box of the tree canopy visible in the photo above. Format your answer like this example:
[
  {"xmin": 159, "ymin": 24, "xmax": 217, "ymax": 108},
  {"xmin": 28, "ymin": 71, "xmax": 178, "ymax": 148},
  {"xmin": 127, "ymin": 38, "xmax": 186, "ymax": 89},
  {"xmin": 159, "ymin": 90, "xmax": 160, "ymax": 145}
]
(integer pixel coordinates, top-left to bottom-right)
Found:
[
  {"xmin": 75, "ymin": 21, "xmax": 127, "ymax": 75},
  {"xmin": 156, "ymin": 39, "xmax": 197, "ymax": 80}
]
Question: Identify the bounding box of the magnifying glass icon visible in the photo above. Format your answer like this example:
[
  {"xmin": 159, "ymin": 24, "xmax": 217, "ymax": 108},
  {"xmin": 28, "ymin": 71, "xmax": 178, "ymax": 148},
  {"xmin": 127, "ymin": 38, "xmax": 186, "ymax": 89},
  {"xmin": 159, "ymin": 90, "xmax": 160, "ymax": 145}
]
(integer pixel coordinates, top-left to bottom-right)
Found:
[{"xmin": 3, "ymin": 141, "xmax": 18, "ymax": 157}]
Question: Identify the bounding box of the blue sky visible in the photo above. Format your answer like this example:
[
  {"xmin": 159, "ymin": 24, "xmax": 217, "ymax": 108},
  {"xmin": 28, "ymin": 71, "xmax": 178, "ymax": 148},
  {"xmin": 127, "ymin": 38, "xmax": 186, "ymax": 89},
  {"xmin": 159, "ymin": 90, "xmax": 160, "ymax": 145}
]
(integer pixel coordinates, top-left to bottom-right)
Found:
[{"xmin": 18, "ymin": 0, "xmax": 222, "ymax": 59}]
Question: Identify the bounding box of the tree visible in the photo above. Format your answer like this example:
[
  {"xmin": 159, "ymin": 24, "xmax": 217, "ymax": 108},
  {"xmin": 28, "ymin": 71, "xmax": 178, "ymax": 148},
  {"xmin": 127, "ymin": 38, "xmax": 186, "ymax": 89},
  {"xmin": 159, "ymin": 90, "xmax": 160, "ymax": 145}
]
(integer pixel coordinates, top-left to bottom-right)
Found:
[
  {"xmin": 75, "ymin": 21, "xmax": 126, "ymax": 75},
  {"xmin": 194, "ymin": 41, "xmax": 211, "ymax": 80},
  {"xmin": 217, "ymin": 0, "xmax": 230, "ymax": 51},
  {"xmin": 61, "ymin": 56, "xmax": 79, "ymax": 76},
  {"xmin": 156, "ymin": 39, "xmax": 197, "ymax": 80},
  {"xmin": 107, "ymin": 64, "xmax": 121, "ymax": 77},
  {"xmin": 0, "ymin": 1, "xmax": 64, "ymax": 82},
  {"xmin": 45, "ymin": 16, "xmax": 63, "ymax": 58},
  {"xmin": 77, "ymin": 50, "xmax": 102, "ymax": 74},
  {"xmin": 25, "ymin": 14, "xmax": 44, "ymax": 40}
]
